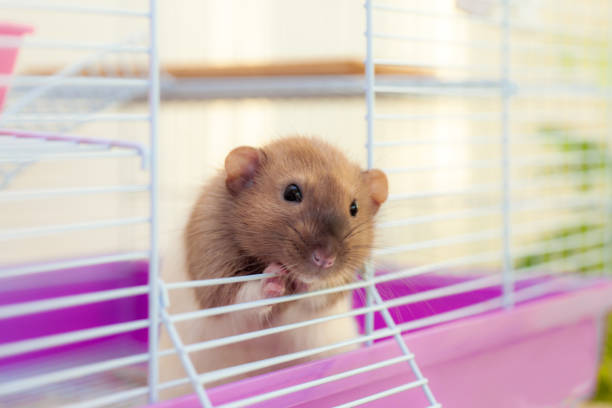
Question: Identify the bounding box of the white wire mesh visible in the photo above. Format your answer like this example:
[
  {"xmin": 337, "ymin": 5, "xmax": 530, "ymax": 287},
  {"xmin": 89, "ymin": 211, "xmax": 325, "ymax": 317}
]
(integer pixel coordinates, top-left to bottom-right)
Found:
[
  {"xmin": 154, "ymin": 1, "xmax": 610, "ymax": 407},
  {"xmin": 0, "ymin": 1, "xmax": 610, "ymax": 408},
  {"xmin": 0, "ymin": 2, "xmax": 158, "ymax": 407}
]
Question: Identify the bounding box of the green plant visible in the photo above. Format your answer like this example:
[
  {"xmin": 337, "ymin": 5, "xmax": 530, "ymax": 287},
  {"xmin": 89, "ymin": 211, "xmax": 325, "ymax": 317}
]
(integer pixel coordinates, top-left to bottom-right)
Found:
[
  {"xmin": 594, "ymin": 314, "xmax": 612, "ymax": 401},
  {"xmin": 513, "ymin": 125, "xmax": 612, "ymax": 401}
]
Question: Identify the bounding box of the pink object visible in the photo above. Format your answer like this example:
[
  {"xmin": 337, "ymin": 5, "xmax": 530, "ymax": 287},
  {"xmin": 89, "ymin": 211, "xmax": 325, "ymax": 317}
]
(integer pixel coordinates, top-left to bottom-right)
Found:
[
  {"xmin": 0, "ymin": 260, "xmax": 148, "ymax": 370},
  {"xmin": 0, "ymin": 128, "xmax": 147, "ymax": 155},
  {"xmin": 2, "ymin": 260, "xmax": 611, "ymax": 407},
  {"xmin": 312, "ymin": 248, "xmax": 335, "ymax": 269},
  {"xmin": 0, "ymin": 22, "xmax": 33, "ymax": 112},
  {"xmin": 155, "ymin": 277, "xmax": 612, "ymax": 408}
]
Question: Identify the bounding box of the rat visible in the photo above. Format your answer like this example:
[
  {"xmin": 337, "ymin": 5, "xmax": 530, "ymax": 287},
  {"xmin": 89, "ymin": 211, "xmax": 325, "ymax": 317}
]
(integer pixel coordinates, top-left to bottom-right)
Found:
[{"xmin": 165, "ymin": 136, "xmax": 388, "ymax": 392}]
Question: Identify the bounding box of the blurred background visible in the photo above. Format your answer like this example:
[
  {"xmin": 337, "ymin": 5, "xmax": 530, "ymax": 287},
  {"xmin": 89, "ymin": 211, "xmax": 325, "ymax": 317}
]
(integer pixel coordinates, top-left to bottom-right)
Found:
[{"xmin": 1, "ymin": 0, "xmax": 611, "ymax": 406}]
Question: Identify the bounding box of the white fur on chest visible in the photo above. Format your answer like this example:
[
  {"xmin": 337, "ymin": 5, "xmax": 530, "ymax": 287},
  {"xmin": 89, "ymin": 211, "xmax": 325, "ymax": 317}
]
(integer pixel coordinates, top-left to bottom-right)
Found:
[
  {"xmin": 188, "ymin": 291, "xmax": 358, "ymax": 388},
  {"xmin": 159, "ymin": 239, "xmax": 359, "ymax": 397}
]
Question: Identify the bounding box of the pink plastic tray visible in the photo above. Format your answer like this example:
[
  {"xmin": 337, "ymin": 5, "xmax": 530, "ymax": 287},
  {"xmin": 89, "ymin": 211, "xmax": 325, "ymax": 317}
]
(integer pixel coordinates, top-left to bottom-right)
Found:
[
  {"xmin": 2, "ymin": 260, "xmax": 611, "ymax": 407},
  {"xmin": 159, "ymin": 277, "xmax": 612, "ymax": 408},
  {"xmin": 0, "ymin": 22, "xmax": 33, "ymax": 111}
]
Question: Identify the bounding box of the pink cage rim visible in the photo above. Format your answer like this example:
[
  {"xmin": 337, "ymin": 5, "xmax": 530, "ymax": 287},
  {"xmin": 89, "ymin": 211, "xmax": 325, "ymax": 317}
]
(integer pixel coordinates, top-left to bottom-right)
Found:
[{"xmin": 0, "ymin": 22, "xmax": 33, "ymax": 36}]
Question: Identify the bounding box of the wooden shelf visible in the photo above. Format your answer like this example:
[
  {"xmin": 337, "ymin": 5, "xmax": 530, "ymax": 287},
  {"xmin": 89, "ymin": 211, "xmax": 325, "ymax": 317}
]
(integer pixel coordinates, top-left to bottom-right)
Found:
[
  {"xmin": 163, "ymin": 58, "xmax": 433, "ymax": 78},
  {"xmin": 24, "ymin": 58, "xmax": 434, "ymax": 79}
]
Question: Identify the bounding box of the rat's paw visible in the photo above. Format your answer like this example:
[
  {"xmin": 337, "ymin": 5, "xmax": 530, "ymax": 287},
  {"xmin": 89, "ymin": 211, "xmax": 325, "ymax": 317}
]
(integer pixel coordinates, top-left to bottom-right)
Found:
[
  {"xmin": 262, "ymin": 276, "xmax": 285, "ymax": 298},
  {"xmin": 261, "ymin": 263, "xmax": 287, "ymax": 298},
  {"xmin": 236, "ymin": 262, "xmax": 287, "ymax": 310}
]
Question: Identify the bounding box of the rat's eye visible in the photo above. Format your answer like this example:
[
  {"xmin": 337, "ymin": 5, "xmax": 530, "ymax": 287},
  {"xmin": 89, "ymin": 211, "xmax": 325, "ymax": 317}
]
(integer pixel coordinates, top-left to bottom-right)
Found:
[
  {"xmin": 350, "ymin": 200, "xmax": 358, "ymax": 216},
  {"xmin": 284, "ymin": 184, "xmax": 302, "ymax": 202}
]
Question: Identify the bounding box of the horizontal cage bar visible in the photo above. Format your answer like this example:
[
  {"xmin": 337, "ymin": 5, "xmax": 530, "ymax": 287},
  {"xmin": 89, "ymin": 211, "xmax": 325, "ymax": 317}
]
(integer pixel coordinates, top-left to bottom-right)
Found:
[
  {"xmin": 0, "ymin": 285, "xmax": 149, "ymax": 319},
  {"xmin": 215, "ymin": 355, "xmax": 414, "ymax": 408},
  {"xmin": 0, "ymin": 1, "xmax": 150, "ymax": 16},
  {"xmin": 334, "ymin": 379, "xmax": 434, "ymax": 408},
  {"xmin": 0, "ymin": 184, "xmax": 150, "ymax": 201},
  {"xmin": 0, "ymin": 216, "xmax": 150, "ymax": 241},
  {"xmin": 0, "ymin": 75, "xmax": 148, "ymax": 87},
  {"xmin": 0, "ymin": 319, "xmax": 149, "ymax": 359},
  {"xmin": 62, "ymin": 387, "xmax": 149, "ymax": 408},
  {"xmin": 0, "ymin": 251, "xmax": 149, "ymax": 279}
]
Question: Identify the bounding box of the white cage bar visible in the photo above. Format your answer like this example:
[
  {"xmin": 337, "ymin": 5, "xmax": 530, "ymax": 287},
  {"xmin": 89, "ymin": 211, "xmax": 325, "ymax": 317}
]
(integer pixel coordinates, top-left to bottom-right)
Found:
[
  {"xmin": 0, "ymin": 1, "xmax": 160, "ymax": 408},
  {"xmin": 0, "ymin": 1, "xmax": 610, "ymax": 407}
]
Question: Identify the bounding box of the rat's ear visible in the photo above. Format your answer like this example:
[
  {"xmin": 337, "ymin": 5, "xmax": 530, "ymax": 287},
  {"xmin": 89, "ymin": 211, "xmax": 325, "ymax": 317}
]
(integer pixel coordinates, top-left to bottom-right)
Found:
[
  {"xmin": 362, "ymin": 169, "xmax": 388, "ymax": 211},
  {"xmin": 225, "ymin": 146, "xmax": 263, "ymax": 194}
]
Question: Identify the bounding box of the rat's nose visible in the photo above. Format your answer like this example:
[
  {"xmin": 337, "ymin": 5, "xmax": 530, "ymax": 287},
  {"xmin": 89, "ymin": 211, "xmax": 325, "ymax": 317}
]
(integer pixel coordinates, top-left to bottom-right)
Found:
[{"xmin": 312, "ymin": 248, "xmax": 335, "ymax": 269}]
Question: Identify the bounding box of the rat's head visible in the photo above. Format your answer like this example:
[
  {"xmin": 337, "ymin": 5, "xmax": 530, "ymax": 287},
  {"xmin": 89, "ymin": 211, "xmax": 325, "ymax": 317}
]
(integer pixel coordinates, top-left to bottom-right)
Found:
[{"xmin": 225, "ymin": 137, "xmax": 388, "ymax": 289}]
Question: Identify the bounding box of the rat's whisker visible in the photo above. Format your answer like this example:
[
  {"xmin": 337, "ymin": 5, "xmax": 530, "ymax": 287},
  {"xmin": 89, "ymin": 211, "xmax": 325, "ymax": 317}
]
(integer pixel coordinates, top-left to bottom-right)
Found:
[{"xmin": 283, "ymin": 220, "xmax": 309, "ymax": 247}]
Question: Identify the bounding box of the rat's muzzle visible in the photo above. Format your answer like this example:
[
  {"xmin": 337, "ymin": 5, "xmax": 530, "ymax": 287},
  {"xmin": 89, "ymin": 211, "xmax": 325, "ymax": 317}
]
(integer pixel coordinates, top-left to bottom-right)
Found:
[{"xmin": 311, "ymin": 248, "xmax": 335, "ymax": 269}]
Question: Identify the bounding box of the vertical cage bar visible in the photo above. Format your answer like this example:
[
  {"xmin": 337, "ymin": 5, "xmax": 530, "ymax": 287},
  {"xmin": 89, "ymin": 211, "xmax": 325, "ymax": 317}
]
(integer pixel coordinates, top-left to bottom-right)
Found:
[
  {"xmin": 500, "ymin": 0, "xmax": 514, "ymax": 308},
  {"xmin": 365, "ymin": 0, "xmax": 375, "ymax": 171},
  {"xmin": 147, "ymin": 0, "xmax": 161, "ymax": 403},
  {"xmin": 361, "ymin": 3, "xmax": 438, "ymax": 402},
  {"xmin": 161, "ymin": 311, "xmax": 214, "ymax": 408},
  {"xmin": 606, "ymin": 2, "xmax": 612, "ymax": 276},
  {"xmin": 370, "ymin": 288, "xmax": 439, "ymax": 406},
  {"xmin": 364, "ymin": 0, "xmax": 376, "ymax": 346}
]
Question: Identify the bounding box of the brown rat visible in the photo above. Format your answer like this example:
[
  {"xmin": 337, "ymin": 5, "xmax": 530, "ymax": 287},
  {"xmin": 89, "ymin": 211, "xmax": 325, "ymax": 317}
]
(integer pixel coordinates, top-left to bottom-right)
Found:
[{"xmin": 179, "ymin": 136, "xmax": 387, "ymax": 388}]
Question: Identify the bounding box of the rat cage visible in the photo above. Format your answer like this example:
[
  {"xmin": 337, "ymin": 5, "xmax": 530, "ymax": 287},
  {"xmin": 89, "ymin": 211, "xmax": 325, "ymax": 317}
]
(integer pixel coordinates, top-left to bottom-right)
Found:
[
  {"xmin": 0, "ymin": 1, "xmax": 160, "ymax": 407},
  {"xmin": 1, "ymin": 1, "xmax": 612, "ymax": 408}
]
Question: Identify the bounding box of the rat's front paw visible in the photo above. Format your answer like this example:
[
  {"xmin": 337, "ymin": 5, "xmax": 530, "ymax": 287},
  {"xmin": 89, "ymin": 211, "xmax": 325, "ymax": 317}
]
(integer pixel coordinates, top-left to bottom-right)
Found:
[
  {"xmin": 237, "ymin": 263, "xmax": 286, "ymax": 303},
  {"xmin": 262, "ymin": 276, "xmax": 285, "ymax": 298},
  {"xmin": 261, "ymin": 263, "xmax": 287, "ymax": 298},
  {"xmin": 236, "ymin": 263, "xmax": 288, "ymax": 325}
]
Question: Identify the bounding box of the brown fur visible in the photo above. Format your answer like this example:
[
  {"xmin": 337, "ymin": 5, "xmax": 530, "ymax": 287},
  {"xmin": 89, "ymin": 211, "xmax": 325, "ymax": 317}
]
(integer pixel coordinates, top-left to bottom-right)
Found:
[
  {"xmin": 185, "ymin": 136, "xmax": 387, "ymax": 313},
  {"xmin": 156, "ymin": 136, "xmax": 390, "ymax": 393}
]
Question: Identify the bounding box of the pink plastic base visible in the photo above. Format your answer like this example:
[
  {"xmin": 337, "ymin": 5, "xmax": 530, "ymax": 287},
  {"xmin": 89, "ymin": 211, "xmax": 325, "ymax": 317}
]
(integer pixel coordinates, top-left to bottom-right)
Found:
[
  {"xmin": 0, "ymin": 22, "xmax": 33, "ymax": 111},
  {"xmin": 2, "ymin": 259, "xmax": 611, "ymax": 407},
  {"xmin": 156, "ymin": 280, "xmax": 612, "ymax": 408}
]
